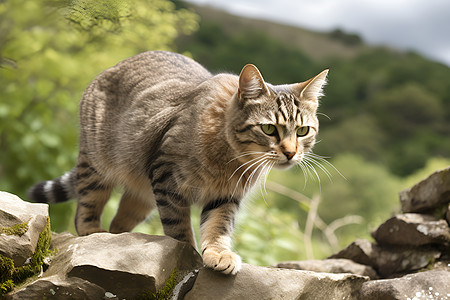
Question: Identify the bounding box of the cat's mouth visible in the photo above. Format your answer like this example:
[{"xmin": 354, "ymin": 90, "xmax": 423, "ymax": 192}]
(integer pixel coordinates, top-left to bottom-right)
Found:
[{"xmin": 275, "ymin": 159, "xmax": 296, "ymax": 170}]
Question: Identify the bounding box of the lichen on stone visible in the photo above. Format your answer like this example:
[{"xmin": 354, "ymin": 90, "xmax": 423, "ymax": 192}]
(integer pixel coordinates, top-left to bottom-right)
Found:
[{"xmin": 0, "ymin": 217, "xmax": 52, "ymax": 296}]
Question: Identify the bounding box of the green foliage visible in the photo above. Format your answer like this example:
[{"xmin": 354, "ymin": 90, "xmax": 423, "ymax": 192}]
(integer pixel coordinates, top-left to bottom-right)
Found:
[{"xmin": 178, "ymin": 20, "xmax": 317, "ymax": 84}]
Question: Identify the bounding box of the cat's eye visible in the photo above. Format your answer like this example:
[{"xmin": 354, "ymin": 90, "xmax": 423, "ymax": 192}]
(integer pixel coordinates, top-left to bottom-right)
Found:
[
  {"xmin": 261, "ymin": 124, "xmax": 277, "ymax": 136},
  {"xmin": 297, "ymin": 126, "xmax": 310, "ymax": 137}
]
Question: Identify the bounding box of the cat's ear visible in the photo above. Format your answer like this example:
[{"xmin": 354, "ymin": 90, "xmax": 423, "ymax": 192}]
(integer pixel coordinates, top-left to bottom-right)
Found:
[
  {"xmin": 238, "ymin": 64, "xmax": 271, "ymax": 100},
  {"xmin": 296, "ymin": 69, "xmax": 329, "ymax": 102}
]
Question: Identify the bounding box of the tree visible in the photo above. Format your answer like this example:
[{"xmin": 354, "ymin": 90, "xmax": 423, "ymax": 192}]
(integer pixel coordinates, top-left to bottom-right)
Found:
[{"xmin": 0, "ymin": 0, "xmax": 198, "ymax": 231}]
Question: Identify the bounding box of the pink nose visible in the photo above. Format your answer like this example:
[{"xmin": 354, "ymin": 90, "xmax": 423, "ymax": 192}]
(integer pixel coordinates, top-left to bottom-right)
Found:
[{"xmin": 283, "ymin": 151, "xmax": 295, "ymax": 160}]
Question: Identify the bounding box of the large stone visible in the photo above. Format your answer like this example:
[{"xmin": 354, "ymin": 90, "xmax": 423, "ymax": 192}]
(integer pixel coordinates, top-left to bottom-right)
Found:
[
  {"xmin": 184, "ymin": 263, "xmax": 368, "ymax": 300},
  {"xmin": 330, "ymin": 239, "xmax": 441, "ymax": 278},
  {"xmin": 373, "ymin": 246, "xmax": 441, "ymax": 278},
  {"xmin": 45, "ymin": 232, "xmax": 203, "ymax": 299},
  {"xmin": 399, "ymin": 167, "xmax": 450, "ymax": 213},
  {"xmin": 0, "ymin": 191, "xmax": 49, "ymax": 266},
  {"xmin": 358, "ymin": 270, "xmax": 450, "ymax": 300},
  {"xmin": 5, "ymin": 275, "xmax": 106, "ymax": 300},
  {"xmin": 372, "ymin": 213, "xmax": 450, "ymax": 247},
  {"xmin": 275, "ymin": 258, "xmax": 378, "ymax": 279}
]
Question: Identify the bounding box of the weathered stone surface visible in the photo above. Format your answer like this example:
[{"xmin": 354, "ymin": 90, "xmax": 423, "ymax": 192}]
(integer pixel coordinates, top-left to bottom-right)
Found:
[
  {"xmin": 0, "ymin": 191, "xmax": 49, "ymax": 266},
  {"xmin": 184, "ymin": 263, "xmax": 368, "ymax": 300},
  {"xmin": 275, "ymin": 258, "xmax": 378, "ymax": 279},
  {"xmin": 46, "ymin": 232, "xmax": 203, "ymax": 299},
  {"xmin": 330, "ymin": 239, "xmax": 441, "ymax": 278},
  {"xmin": 399, "ymin": 166, "xmax": 450, "ymax": 213},
  {"xmin": 373, "ymin": 246, "xmax": 441, "ymax": 278},
  {"xmin": 5, "ymin": 275, "xmax": 106, "ymax": 300},
  {"xmin": 329, "ymin": 239, "xmax": 375, "ymax": 266},
  {"xmin": 446, "ymin": 203, "xmax": 450, "ymax": 225},
  {"xmin": 358, "ymin": 270, "xmax": 450, "ymax": 300},
  {"xmin": 372, "ymin": 213, "xmax": 450, "ymax": 246}
]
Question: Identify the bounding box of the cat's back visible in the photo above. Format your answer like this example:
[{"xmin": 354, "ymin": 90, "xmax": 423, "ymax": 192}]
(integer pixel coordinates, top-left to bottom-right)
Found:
[{"xmin": 83, "ymin": 51, "xmax": 212, "ymax": 109}]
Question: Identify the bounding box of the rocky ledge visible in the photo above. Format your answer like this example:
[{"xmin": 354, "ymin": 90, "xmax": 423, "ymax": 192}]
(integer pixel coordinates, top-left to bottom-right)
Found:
[{"xmin": 1, "ymin": 167, "xmax": 449, "ymax": 299}]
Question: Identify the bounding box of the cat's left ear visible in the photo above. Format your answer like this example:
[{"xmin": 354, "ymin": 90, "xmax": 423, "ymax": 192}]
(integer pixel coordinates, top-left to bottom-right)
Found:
[
  {"xmin": 238, "ymin": 64, "xmax": 271, "ymax": 100},
  {"xmin": 295, "ymin": 69, "xmax": 329, "ymax": 102}
]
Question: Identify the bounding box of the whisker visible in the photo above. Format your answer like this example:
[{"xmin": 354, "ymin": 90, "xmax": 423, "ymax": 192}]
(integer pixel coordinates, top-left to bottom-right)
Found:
[
  {"xmin": 305, "ymin": 153, "xmax": 346, "ymax": 180},
  {"xmin": 296, "ymin": 160, "xmax": 309, "ymax": 189},
  {"xmin": 228, "ymin": 154, "xmax": 267, "ymax": 181},
  {"xmin": 304, "ymin": 156, "xmax": 333, "ymax": 181},
  {"xmin": 227, "ymin": 151, "xmax": 266, "ymax": 164},
  {"xmin": 302, "ymin": 158, "xmax": 322, "ymax": 189},
  {"xmin": 232, "ymin": 154, "xmax": 271, "ymax": 197},
  {"xmin": 317, "ymin": 112, "xmax": 331, "ymax": 120}
]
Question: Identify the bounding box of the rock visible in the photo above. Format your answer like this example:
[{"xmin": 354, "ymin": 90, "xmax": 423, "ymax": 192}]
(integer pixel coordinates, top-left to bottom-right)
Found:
[
  {"xmin": 184, "ymin": 263, "xmax": 368, "ymax": 300},
  {"xmin": 399, "ymin": 167, "xmax": 450, "ymax": 213},
  {"xmin": 446, "ymin": 203, "xmax": 450, "ymax": 225},
  {"xmin": 5, "ymin": 275, "xmax": 107, "ymax": 300},
  {"xmin": 275, "ymin": 258, "xmax": 378, "ymax": 279},
  {"xmin": 358, "ymin": 270, "xmax": 450, "ymax": 300},
  {"xmin": 330, "ymin": 239, "xmax": 441, "ymax": 278},
  {"xmin": 329, "ymin": 239, "xmax": 375, "ymax": 266},
  {"xmin": 373, "ymin": 246, "xmax": 441, "ymax": 278},
  {"xmin": 372, "ymin": 213, "xmax": 450, "ymax": 247},
  {"xmin": 0, "ymin": 192, "xmax": 49, "ymax": 267},
  {"xmin": 45, "ymin": 232, "xmax": 203, "ymax": 299}
]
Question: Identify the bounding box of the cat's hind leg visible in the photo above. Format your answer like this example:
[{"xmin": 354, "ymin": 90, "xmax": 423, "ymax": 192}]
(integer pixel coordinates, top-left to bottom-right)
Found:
[
  {"xmin": 109, "ymin": 188, "xmax": 156, "ymax": 233},
  {"xmin": 74, "ymin": 158, "xmax": 113, "ymax": 236}
]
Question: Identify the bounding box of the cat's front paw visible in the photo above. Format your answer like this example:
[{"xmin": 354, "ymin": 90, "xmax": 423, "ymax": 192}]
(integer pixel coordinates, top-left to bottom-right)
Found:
[{"xmin": 202, "ymin": 247, "xmax": 242, "ymax": 275}]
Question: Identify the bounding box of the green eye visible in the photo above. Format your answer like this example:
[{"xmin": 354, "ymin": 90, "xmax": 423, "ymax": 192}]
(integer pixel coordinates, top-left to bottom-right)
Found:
[
  {"xmin": 297, "ymin": 126, "xmax": 310, "ymax": 137},
  {"xmin": 261, "ymin": 124, "xmax": 277, "ymax": 136}
]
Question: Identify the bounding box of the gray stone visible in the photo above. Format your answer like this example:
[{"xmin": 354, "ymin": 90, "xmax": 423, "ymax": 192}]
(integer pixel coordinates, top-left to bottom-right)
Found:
[
  {"xmin": 446, "ymin": 203, "xmax": 450, "ymax": 225},
  {"xmin": 330, "ymin": 239, "xmax": 441, "ymax": 278},
  {"xmin": 184, "ymin": 263, "xmax": 368, "ymax": 300},
  {"xmin": 399, "ymin": 167, "xmax": 450, "ymax": 213},
  {"xmin": 5, "ymin": 275, "xmax": 107, "ymax": 300},
  {"xmin": 372, "ymin": 213, "xmax": 450, "ymax": 246},
  {"xmin": 275, "ymin": 258, "xmax": 378, "ymax": 279},
  {"xmin": 46, "ymin": 232, "xmax": 203, "ymax": 299},
  {"xmin": 329, "ymin": 239, "xmax": 375, "ymax": 266},
  {"xmin": 358, "ymin": 270, "xmax": 450, "ymax": 300},
  {"xmin": 0, "ymin": 191, "xmax": 49, "ymax": 266},
  {"xmin": 373, "ymin": 246, "xmax": 441, "ymax": 278}
]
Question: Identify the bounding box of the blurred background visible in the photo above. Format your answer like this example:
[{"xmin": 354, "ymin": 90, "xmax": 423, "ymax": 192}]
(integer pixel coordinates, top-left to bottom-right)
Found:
[{"xmin": 1, "ymin": 0, "xmax": 449, "ymax": 266}]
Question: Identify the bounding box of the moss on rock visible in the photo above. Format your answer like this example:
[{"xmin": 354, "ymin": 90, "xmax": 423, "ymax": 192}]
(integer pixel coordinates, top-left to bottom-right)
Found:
[
  {"xmin": 0, "ymin": 221, "xmax": 29, "ymax": 236},
  {"xmin": 138, "ymin": 268, "xmax": 178, "ymax": 300},
  {"xmin": 0, "ymin": 217, "xmax": 52, "ymax": 296}
]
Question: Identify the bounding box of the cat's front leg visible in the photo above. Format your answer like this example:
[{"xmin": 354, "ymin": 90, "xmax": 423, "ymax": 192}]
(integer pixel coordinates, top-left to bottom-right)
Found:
[{"xmin": 200, "ymin": 197, "xmax": 241, "ymax": 275}]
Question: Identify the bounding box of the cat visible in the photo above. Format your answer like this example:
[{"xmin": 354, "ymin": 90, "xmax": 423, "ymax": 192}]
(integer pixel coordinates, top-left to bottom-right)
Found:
[{"xmin": 28, "ymin": 50, "xmax": 328, "ymax": 275}]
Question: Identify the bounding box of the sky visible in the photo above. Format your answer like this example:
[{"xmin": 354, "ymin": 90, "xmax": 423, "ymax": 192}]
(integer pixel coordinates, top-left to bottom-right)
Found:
[{"xmin": 186, "ymin": 0, "xmax": 450, "ymax": 67}]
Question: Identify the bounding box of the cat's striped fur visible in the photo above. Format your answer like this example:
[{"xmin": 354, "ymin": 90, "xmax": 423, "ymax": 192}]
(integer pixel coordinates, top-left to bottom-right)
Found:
[{"xmin": 28, "ymin": 51, "xmax": 328, "ymax": 275}]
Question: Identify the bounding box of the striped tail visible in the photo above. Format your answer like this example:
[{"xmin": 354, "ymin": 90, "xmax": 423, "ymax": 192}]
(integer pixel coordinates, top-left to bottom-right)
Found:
[{"xmin": 28, "ymin": 169, "xmax": 77, "ymax": 204}]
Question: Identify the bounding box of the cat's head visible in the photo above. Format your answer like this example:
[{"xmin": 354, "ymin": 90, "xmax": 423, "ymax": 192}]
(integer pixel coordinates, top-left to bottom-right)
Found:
[{"xmin": 227, "ymin": 64, "xmax": 328, "ymax": 170}]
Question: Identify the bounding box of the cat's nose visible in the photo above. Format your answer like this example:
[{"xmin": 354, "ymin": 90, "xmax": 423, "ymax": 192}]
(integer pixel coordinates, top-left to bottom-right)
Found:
[{"xmin": 283, "ymin": 151, "xmax": 295, "ymax": 160}]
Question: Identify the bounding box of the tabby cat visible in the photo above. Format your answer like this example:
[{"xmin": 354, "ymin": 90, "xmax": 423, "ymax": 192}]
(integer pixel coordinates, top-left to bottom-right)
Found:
[{"xmin": 29, "ymin": 51, "xmax": 328, "ymax": 275}]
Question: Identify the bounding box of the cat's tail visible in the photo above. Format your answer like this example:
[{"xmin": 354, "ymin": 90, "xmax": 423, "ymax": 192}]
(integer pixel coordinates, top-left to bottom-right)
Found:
[{"xmin": 28, "ymin": 169, "xmax": 77, "ymax": 203}]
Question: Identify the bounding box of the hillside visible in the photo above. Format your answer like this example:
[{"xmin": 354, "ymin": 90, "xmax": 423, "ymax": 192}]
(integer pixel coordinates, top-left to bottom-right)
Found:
[
  {"xmin": 177, "ymin": 3, "xmax": 450, "ymax": 177},
  {"xmin": 184, "ymin": 4, "xmax": 367, "ymax": 62}
]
